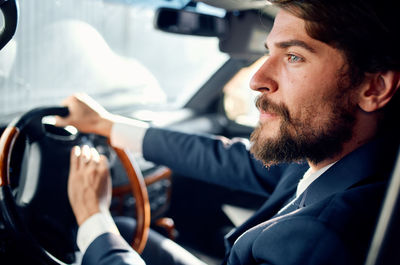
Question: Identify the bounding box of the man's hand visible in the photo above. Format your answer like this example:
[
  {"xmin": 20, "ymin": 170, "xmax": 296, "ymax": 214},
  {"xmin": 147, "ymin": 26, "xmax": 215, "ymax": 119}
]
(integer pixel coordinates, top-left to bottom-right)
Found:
[
  {"xmin": 55, "ymin": 93, "xmax": 114, "ymax": 138},
  {"xmin": 68, "ymin": 145, "xmax": 111, "ymax": 226}
]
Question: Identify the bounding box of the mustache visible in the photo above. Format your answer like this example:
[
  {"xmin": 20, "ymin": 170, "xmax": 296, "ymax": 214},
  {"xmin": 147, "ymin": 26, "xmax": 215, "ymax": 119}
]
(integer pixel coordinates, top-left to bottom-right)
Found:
[{"xmin": 255, "ymin": 95, "xmax": 291, "ymax": 122}]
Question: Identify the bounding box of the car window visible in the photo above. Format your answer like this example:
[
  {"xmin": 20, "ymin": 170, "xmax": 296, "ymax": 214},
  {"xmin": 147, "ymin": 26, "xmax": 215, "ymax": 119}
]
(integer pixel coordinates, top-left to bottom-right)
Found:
[
  {"xmin": 223, "ymin": 56, "xmax": 266, "ymax": 127},
  {"xmin": 0, "ymin": 0, "xmax": 228, "ymax": 122}
]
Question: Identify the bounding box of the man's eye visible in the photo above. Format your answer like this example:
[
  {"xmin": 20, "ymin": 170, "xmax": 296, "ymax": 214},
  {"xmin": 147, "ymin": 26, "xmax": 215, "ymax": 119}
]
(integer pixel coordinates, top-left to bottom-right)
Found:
[{"xmin": 287, "ymin": 54, "xmax": 303, "ymax": 63}]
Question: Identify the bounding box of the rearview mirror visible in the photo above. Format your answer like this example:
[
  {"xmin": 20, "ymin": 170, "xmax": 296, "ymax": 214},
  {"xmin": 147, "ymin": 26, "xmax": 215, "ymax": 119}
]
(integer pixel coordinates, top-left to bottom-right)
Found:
[
  {"xmin": 154, "ymin": 7, "xmax": 227, "ymax": 37},
  {"xmin": 154, "ymin": 6, "xmax": 274, "ymax": 59}
]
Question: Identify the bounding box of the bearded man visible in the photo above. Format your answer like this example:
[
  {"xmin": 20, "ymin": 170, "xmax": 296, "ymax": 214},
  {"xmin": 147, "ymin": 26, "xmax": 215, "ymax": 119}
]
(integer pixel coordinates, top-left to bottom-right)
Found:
[{"xmin": 56, "ymin": 0, "xmax": 400, "ymax": 264}]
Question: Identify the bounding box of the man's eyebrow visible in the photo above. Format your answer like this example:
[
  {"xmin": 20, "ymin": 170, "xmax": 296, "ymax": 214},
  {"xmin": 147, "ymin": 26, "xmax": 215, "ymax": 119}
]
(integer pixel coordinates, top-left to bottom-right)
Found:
[{"xmin": 264, "ymin": 39, "xmax": 316, "ymax": 53}]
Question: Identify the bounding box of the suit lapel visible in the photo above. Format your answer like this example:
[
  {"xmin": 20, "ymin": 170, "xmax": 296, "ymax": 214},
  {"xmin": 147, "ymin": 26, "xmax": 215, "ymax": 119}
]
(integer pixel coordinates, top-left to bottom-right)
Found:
[
  {"xmin": 302, "ymin": 139, "xmax": 384, "ymax": 207},
  {"xmin": 224, "ymin": 162, "xmax": 308, "ymax": 249}
]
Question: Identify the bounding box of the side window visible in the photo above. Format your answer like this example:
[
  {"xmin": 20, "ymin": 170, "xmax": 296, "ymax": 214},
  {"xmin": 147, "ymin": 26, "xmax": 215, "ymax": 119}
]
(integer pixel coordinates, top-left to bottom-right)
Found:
[{"xmin": 223, "ymin": 56, "xmax": 266, "ymax": 127}]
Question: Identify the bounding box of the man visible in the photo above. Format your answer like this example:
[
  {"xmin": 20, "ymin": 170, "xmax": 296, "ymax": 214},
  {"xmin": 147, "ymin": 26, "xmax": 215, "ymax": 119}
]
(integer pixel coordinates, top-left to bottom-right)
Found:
[{"xmin": 56, "ymin": 0, "xmax": 400, "ymax": 264}]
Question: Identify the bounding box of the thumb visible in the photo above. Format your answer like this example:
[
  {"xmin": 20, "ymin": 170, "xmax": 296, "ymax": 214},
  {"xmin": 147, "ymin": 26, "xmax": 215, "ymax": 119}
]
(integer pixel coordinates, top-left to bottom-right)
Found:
[{"xmin": 55, "ymin": 96, "xmax": 74, "ymax": 127}]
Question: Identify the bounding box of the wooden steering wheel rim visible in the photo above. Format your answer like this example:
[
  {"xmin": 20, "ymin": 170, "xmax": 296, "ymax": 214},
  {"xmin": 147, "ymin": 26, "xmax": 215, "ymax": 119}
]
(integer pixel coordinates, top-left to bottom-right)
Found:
[
  {"xmin": 111, "ymin": 146, "xmax": 150, "ymax": 253},
  {"xmin": 1, "ymin": 122, "xmax": 150, "ymax": 258},
  {"xmin": 0, "ymin": 126, "xmax": 19, "ymax": 187}
]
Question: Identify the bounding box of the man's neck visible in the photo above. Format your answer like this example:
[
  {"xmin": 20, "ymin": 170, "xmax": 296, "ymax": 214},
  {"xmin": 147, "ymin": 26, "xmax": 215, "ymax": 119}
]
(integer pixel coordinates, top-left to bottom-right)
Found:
[
  {"xmin": 308, "ymin": 111, "xmax": 380, "ymax": 172},
  {"xmin": 308, "ymin": 134, "xmax": 376, "ymax": 172}
]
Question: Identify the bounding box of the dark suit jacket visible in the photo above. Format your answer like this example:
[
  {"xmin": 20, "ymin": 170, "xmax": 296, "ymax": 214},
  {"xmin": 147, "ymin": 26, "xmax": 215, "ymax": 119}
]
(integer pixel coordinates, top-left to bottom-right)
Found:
[{"xmin": 82, "ymin": 127, "xmax": 398, "ymax": 265}]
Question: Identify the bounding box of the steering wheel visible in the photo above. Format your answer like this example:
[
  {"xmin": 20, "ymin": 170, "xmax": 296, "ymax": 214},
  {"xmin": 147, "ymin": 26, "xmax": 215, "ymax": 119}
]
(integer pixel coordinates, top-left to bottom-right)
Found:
[{"xmin": 0, "ymin": 106, "xmax": 150, "ymax": 264}]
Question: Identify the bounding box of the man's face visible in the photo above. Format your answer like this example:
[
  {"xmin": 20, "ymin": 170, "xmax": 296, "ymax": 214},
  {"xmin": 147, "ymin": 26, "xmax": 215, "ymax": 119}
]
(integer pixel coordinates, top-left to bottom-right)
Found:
[{"xmin": 249, "ymin": 9, "xmax": 359, "ymax": 166}]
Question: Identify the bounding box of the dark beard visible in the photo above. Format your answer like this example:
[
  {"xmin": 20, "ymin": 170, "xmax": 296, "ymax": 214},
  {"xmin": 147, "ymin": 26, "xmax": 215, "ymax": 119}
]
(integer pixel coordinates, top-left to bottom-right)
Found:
[{"xmin": 250, "ymin": 82, "xmax": 357, "ymax": 167}]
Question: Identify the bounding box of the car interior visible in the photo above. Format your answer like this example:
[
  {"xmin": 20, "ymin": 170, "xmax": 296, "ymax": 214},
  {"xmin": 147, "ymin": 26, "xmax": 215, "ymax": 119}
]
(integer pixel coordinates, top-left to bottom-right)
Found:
[{"xmin": 0, "ymin": 0, "xmax": 399, "ymax": 264}]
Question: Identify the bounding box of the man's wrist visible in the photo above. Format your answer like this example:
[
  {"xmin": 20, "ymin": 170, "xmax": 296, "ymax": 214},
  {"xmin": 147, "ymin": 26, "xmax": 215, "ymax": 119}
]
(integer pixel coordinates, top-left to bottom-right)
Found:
[
  {"xmin": 76, "ymin": 211, "xmax": 120, "ymax": 254},
  {"xmin": 109, "ymin": 117, "xmax": 148, "ymax": 153},
  {"xmin": 95, "ymin": 115, "xmax": 114, "ymax": 138},
  {"xmin": 75, "ymin": 207, "xmax": 100, "ymax": 226}
]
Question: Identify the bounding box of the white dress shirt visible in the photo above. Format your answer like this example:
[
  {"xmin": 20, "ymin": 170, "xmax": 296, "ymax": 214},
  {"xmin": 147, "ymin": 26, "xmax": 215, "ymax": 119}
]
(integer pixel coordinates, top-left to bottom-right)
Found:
[
  {"xmin": 277, "ymin": 162, "xmax": 336, "ymax": 214},
  {"xmin": 109, "ymin": 116, "xmax": 149, "ymax": 152},
  {"xmin": 77, "ymin": 211, "xmax": 121, "ymax": 253}
]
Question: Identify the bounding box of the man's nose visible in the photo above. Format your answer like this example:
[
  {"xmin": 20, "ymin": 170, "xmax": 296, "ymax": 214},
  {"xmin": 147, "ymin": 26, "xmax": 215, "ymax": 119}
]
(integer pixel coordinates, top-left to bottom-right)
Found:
[{"xmin": 250, "ymin": 57, "xmax": 278, "ymax": 93}]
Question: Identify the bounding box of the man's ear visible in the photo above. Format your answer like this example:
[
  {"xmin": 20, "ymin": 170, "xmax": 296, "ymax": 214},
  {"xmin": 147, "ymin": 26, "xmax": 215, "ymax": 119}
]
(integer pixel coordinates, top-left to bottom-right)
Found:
[{"xmin": 358, "ymin": 71, "xmax": 400, "ymax": 112}]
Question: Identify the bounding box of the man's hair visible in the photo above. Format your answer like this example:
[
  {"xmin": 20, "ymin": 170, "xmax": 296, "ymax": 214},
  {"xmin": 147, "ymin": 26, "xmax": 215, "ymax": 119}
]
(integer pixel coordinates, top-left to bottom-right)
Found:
[{"xmin": 269, "ymin": 0, "xmax": 400, "ymax": 136}]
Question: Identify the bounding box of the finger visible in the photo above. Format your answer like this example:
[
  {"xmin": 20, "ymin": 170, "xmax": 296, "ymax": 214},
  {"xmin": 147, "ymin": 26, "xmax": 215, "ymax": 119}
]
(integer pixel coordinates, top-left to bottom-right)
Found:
[
  {"xmin": 55, "ymin": 96, "xmax": 76, "ymax": 127},
  {"xmin": 99, "ymin": 155, "xmax": 109, "ymax": 170},
  {"xmin": 70, "ymin": 146, "xmax": 81, "ymax": 172},
  {"xmin": 97, "ymin": 156, "xmax": 110, "ymax": 183},
  {"xmin": 98, "ymin": 155, "xmax": 112, "ymax": 207},
  {"xmin": 90, "ymin": 147, "xmax": 100, "ymax": 163},
  {"xmin": 81, "ymin": 145, "xmax": 92, "ymax": 164}
]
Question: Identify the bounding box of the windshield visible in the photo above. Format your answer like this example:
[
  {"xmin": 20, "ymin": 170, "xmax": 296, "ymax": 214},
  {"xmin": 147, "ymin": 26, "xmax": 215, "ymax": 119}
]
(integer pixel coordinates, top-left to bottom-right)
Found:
[{"xmin": 0, "ymin": 0, "xmax": 228, "ymax": 121}]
